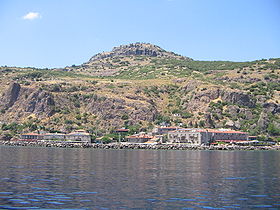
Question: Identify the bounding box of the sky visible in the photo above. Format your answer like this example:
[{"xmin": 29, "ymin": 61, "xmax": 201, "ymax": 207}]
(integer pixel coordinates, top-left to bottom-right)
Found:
[{"xmin": 0, "ymin": 0, "xmax": 279, "ymax": 68}]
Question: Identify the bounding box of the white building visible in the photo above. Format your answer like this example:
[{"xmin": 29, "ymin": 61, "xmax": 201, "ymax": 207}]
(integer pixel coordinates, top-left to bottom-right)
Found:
[
  {"xmin": 168, "ymin": 128, "xmax": 248, "ymax": 145},
  {"xmin": 168, "ymin": 129, "xmax": 210, "ymax": 145},
  {"xmin": 66, "ymin": 130, "xmax": 91, "ymax": 143}
]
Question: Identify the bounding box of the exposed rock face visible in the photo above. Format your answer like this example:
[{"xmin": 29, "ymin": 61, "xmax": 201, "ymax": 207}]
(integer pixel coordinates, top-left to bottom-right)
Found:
[
  {"xmin": 25, "ymin": 90, "xmax": 55, "ymax": 116},
  {"xmin": 257, "ymin": 102, "xmax": 280, "ymax": 131},
  {"xmin": 258, "ymin": 112, "xmax": 269, "ymax": 130},
  {"xmin": 0, "ymin": 83, "xmax": 56, "ymax": 120},
  {"xmin": 182, "ymin": 80, "xmax": 201, "ymax": 92},
  {"xmin": 86, "ymin": 95, "xmax": 157, "ymax": 127},
  {"xmin": 263, "ymin": 102, "xmax": 280, "ymax": 114},
  {"xmin": 185, "ymin": 89, "xmax": 219, "ymax": 112},
  {"xmin": 205, "ymin": 113, "xmax": 215, "ymax": 128},
  {"xmin": 221, "ymin": 91, "xmax": 255, "ymax": 108},
  {"xmin": 1, "ymin": 82, "xmax": 21, "ymax": 108},
  {"xmin": 88, "ymin": 43, "xmax": 191, "ymax": 62},
  {"xmin": 186, "ymin": 88, "xmax": 255, "ymax": 112}
]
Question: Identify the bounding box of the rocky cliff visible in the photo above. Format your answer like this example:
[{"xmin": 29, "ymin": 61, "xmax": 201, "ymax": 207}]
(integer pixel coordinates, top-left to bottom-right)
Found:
[{"xmin": 0, "ymin": 83, "xmax": 55, "ymax": 121}]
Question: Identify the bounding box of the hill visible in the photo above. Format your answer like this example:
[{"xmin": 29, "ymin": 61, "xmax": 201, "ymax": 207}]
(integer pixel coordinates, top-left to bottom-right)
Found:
[{"xmin": 0, "ymin": 43, "xmax": 279, "ymax": 141}]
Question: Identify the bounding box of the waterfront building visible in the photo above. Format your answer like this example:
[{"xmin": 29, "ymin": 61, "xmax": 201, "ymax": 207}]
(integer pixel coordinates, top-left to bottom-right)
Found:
[
  {"xmin": 20, "ymin": 130, "xmax": 91, "ymax": 143},
  {"xmin": 152, "ymin": 126, "xmax": 180, "ymax": 135},
  {"xmin": 43, "ymin": 133, "xmax": 66, "ymax": 141},
  {"xmin": 66, "ymin": 130, "xmax": 91, "ymax": 143},
  {"xmin": 168, "ymin": 128, "xmax": 248, "ymax": 145},
  {"xmin": 126, "ymin": 133, "xmax": 153, "ymax": 143},
  {"xmin": 20, "ymin": 133, "xmax": 43, "ymax": 141},
  {"xmin": 209, "ymin": 129, "xmax": 248, "ymax": 142},
  {"xmin": 168, "ymin": 129, "xmax": 210, "ymax": 145}
]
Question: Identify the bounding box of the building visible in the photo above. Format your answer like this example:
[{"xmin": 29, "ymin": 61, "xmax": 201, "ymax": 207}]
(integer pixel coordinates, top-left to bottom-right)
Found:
[
  {"xmin": 168, "ymin": 128, "xmax": 248, "ymax": 145},
  {"xmin": 126, "ymin": 133, "xmax": 153, "ymax": 143},
  {"xmin": 66, "ymin": 130, "xmax": 91, "ymax": 143},
  {"xmin": 248, "ymin": 136, "xmax": 257, "ymax": 141},
  {"xmin": 43, "ymin": 133, "xmax": 66, "ymax": 141},
  {"xmin": 208, "ymin": 129, "xmax": 248, "ymax": 142},
  {"xmin": 168, "ymin": 129, "xmax": 210, "ymax": 145},
  {"xmin": 19, "ymin": 130, "xmax": 91, "ymax": 143},
  {"xmin": 115, "ymin": 128, "xmax": 129, "ymax": 133},
  {"xmin": 20, "ymin": 133, "xmax": 43, "ymax": 141},
  {"xmin": 152, "ymin": 126, "xmax": 179, "ymax": 135}
]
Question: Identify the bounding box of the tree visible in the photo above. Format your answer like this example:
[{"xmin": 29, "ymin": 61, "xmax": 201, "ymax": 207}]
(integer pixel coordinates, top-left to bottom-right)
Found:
[{"xmin": 101, "ymin": 136, "xmax": 112, "ymax": 144}]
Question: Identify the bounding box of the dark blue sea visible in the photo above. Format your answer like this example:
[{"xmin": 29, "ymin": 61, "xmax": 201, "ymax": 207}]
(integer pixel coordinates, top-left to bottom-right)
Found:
[{"xmin": 0, "ymin": 146, "xmax": 279, "ymax": 209}]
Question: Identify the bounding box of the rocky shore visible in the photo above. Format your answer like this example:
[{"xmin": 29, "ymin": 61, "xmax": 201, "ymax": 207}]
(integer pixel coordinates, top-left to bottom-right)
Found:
[{"xmin": 0, "ymin": 140, "xmax": 279, "ymax": 151}]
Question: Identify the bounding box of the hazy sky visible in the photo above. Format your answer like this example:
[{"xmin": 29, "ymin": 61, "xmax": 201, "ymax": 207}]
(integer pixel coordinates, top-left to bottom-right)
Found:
[{"xmin": 0, "ymin": 0, "xmax": 279, "ymax": 68}]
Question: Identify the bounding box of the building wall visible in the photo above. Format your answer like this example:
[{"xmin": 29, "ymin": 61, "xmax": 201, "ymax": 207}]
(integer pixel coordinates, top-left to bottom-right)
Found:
[
  {"xmin": 126, "ymin": 137, "xmax": 151, "ymax": 143},
  {"xmin": 168, "ymin": 131, "xmax": 205, "ymax": 144},
  {"xmin": 20, "ymin": 134, "xmax": 43, "ymax": 140},
  {"xmin": 66, "ymin": 134, "xmax": 91, "ymax": 142},
  {"xmin": 212, "ymin": 133, "xmax": 248, "ymax": 141},
  {"xmin": 153, "ymin": 127, "xmax": 178, "ymax": 135},
  {"xmin": 43, "ymin": 134, "xmax": 66, "ymax": 140}
]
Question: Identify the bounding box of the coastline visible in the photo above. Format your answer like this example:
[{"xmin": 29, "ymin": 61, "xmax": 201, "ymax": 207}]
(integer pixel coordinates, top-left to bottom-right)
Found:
[{"xmin": 0, "ymin": 140, "xmax": 279, "ymax": 151}]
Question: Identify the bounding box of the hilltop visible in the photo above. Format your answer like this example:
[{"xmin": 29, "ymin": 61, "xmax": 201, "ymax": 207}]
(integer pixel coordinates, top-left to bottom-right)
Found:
[
  {"xmin": 88, "ymin": 43, "xmax": 189, "ymax": 61},
  {"xmin": 0, "ymin": 43, "xmax": 279, "ymax": 141},
  {"xmin": 66, "ymin": 43, "xmax": 192, "ymax": 76}
]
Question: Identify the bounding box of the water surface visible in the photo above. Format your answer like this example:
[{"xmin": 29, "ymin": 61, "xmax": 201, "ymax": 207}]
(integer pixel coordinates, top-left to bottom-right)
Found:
[{"xmin": 0, "ymin": 146, "xmax": 279, "ymax": 209}]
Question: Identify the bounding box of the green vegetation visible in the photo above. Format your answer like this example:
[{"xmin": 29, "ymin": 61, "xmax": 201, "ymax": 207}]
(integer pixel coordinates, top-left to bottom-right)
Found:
[
  {"xmin": 13, "ymin": 69, "xmax": 95, "ymax": 81},
  {"xmin": 112, "ymin": 58, "xmax": 261, "ymax": 80}
]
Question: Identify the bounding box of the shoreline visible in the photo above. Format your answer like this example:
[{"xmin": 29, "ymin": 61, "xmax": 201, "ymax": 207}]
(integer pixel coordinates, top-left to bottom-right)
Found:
[{"xmin": 0, "ymin": 140, "xmax": 279, "ymax": 151}]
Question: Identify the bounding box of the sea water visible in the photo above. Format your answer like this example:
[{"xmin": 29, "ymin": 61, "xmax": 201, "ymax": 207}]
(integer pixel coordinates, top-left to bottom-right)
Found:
[{"xmin": 0, "ymin": 146, "xmax": 279, "ymax": 209}]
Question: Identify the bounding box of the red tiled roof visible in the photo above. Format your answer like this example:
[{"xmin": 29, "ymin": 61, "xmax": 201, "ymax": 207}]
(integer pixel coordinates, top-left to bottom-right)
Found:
[
  {"xmin": 21, "ymin": 133, "xmax": 41, "ymax": 136},
  {"xmin": 208, "ymin": 130, "xmax": 247, "ymax": 134},
  {"xmin": 215, "ymin": 140, "xmax": 246, "ymax": 142},
  {"xmin": 44, "ymin": 133, "xmax": 65, "ymax": 135},
  {"xmin": 116, "ymin": 129, "xmax": 129, "ymax": 132},
  {"xmin": 67, "ymin": 132, "xmax": 90, "ymax": 135},
  {"xmin": 158, "ymin": 127, "xmax": 179, "ymax": 129},
  {"xmin": 126, "ymin": 135, "xmax": 153, "ymax": 139}
]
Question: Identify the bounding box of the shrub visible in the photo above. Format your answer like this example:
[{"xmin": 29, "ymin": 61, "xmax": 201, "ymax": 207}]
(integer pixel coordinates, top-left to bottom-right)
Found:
[
  {"xmin": 121, "ymin": 114, "xmax": 129, "ymax": 120},
  {"xmin": 199, "ymin": 120, "xmax": 205, "ymax": 127},
  {"xmin": 267, "ymin": 123, "xmax": 280, "ymax": 136},
  {"xmin": 181, "ymin": 112, "xmax": 193, "ymax": 119}
]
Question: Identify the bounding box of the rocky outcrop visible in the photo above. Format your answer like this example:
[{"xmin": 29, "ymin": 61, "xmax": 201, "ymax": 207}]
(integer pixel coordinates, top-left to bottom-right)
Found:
[
  {"xmin": 86, "ymin": 95, "xmax": 157, "ymax": 127},
  {"xmin": 1, "ymin": 82, "xmax": 21, "ymax": 109},
  {"xmin": 263, "ymin": 102, "xmax": 280, "ymax": 114},
  {"xmin": 87, "ymin": 43, "xmax": 191, "ymax": 62},
  {"xmin": 186, "ymin": 88, "xmax": 255, "ymax": 112},
  {"xmin": 182, "ymin": 80, "xmax": 201, "ymax": 92},
  {"xmin": 0, "ymin": 83, "xmax": 56, "ymax": 120},
  {"xmin": 205, "ymin": 113, "xmax": 215, "ymax": 128},
  {"xmin": 256, "ymin": 103, "xmax": 280, "ymax": 131},
  {"xmin": 221, "ymin": 91, "xmax": 255, "ymax": 108},
  {"xmin": 25, "ymin": 90, "xmax": 55, "ymax": 116},
  {"xmin": 257, "ymin": 112, "xmax": 269, "ymax": 130},
  {"xmin": 185, "ymin": 88, "xmax": 220, "ymax": 112}
]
